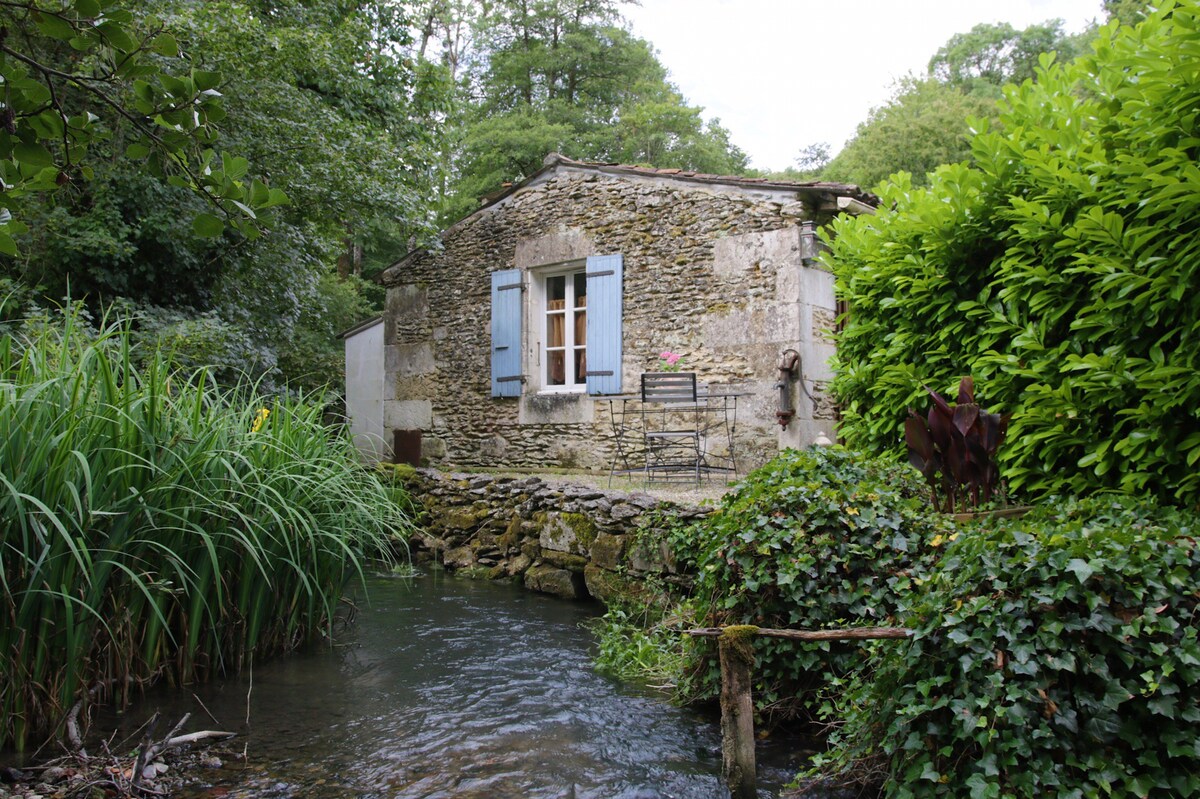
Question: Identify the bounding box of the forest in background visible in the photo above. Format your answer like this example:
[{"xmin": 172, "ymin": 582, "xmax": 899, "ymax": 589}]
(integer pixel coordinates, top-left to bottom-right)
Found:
[{"xmin": 0, "ymin": 0, "xmax": 1143, "ymax": 395}]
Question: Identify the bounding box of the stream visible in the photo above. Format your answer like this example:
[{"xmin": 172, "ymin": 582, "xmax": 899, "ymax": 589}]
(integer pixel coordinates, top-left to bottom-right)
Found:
[{"xmin": 95, "ymin": 571, "xmax": 814, "ymax": 798}]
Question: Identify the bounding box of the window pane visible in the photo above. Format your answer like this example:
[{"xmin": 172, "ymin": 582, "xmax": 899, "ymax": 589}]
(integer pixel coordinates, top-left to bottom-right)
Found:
[
  {"xmin": 548, "ymin": 274, "xmax": 566, "ymax": 303},
  {"xmin": 547, "ymin": 313, "xmax": 565, "ymax": 347},
  {"xmin": 574, "ymin": 347, "xmax": 587, "ymax": 384},
  {"xmin": 547, "ymin": 350, "xmax": 565, "ymax": 385},
  {"xmin": 574, "ymin": 310, "xmax": 586, "ymax": 345},
  {"xmin": 574, "ymin": 271, "xmax": 587, "ymax": 307}
]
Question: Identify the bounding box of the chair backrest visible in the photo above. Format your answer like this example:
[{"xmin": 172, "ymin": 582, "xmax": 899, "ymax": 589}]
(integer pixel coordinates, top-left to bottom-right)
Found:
[{"xmin": 641, "ymin": 372, "xmax": 697, "ymax": 403}]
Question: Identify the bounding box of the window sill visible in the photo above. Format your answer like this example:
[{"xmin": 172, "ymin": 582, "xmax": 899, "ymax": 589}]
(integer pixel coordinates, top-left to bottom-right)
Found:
[{"xmin": 536, "ymin": 386, "xmax": 587, "ymax": 396}]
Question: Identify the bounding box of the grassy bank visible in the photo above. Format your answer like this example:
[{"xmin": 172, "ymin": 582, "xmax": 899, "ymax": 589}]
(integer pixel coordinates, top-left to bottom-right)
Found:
[{"xmin": 0, "ymin": 309, "xmax": 410, "ymax": 750}]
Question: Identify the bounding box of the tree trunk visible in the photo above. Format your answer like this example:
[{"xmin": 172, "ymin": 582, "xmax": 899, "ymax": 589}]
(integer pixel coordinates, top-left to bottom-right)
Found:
[{"xmin": 336, "ymin": 227, "xmax": 362, "ymax": 279}]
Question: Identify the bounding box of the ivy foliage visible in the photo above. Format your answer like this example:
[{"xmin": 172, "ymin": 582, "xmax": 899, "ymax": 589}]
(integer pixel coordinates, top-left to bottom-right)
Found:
[
  {"xmin": 826, "ymin": 3, "xmax": 1200, "ymax": 505},
  {"xmin": 818, "ymin": 496, "xmax": 1200, "ymax": 798},
  {"xmin": 668, "ymin": 447, "xmax": 952, "ymax": 720}
]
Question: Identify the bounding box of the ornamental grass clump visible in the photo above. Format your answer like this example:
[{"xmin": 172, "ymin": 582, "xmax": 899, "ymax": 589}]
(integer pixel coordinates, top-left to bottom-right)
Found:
[
  {"xmin": 0, "ymin": 308, "xmax": 411, "ymax": 750},
  {"xmin": 815, "ymin": 496, "xmax": 1200, "ymax": 798},
  {"xmin": 669, "ymin": 446, "xmax": 953, "ymax": 721}
]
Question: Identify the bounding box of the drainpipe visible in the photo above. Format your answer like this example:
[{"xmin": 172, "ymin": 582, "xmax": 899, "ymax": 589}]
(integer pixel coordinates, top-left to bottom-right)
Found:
[{"xmin": 775, "ymin": 349, "xmax": 800, "ymax": 428}]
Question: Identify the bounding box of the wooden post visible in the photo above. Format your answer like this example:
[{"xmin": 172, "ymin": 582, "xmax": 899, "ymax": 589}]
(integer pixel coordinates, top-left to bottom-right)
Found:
[
  {"xmin": 718, "ymin": 626, "xmax": 758, "ymax": 799},
  {"xmin": 689, "ymin": 624, "xmax": 912, "ymax": 799}
]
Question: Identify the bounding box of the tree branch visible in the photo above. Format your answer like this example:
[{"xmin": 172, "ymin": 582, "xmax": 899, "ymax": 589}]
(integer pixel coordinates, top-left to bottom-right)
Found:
[{"xmin": 0, "ymin": 42, "xmax": 231, "ymax": 219}]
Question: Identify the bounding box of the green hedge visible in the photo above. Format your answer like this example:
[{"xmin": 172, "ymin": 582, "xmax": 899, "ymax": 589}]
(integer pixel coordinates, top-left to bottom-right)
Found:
[
  {"xmin": 826, "ymin": 3, "xmax": 1200, "ymax": 504},
  {"xmin": 668, "ymin": 446, "xmax": 952, "ymax": 719},
  {"xmin": 818, "ymin": 496, "xmax": 1200, "ymax": 798}
]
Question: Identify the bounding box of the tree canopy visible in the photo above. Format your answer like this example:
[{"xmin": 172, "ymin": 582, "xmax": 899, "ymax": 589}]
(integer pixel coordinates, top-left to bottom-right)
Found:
[
  {"xmin": 820, "ymin": 18, "xmax": 1090, "ymax": 189},
  {"xmin": 441, "ymin": 0, "xmax": 749, "ymax": 222},
  {"xmin": 2, "ymin": 0, "xmax": 449, "ymax": 389}
]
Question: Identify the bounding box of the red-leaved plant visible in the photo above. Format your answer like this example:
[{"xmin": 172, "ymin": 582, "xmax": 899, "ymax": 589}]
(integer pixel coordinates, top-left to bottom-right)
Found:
[{"xmin": 905, "ymin": 377, "xmax": 1010, "ymax": 513}]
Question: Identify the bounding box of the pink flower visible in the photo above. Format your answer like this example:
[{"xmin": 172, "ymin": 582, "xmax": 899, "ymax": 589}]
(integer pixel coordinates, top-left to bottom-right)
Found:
[{"xmin": 657, "ymin": 350, "xmax": 683, "ymax": 371}]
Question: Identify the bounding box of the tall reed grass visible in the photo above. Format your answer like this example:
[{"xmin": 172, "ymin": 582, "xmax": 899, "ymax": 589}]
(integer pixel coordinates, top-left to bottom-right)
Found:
[{"xmin": 0, "ymin": 308, "xmax": 410, "ymax": 750}]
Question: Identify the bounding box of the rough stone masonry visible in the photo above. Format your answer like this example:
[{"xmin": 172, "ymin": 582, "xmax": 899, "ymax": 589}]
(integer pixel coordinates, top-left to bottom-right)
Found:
[
  {"xmin": 381, "ymin": 155, "xmax": 874, "ymax": 473},
  {"xmin": 399, "ymin": 468, "xmax": 711, "ymax": 603}
]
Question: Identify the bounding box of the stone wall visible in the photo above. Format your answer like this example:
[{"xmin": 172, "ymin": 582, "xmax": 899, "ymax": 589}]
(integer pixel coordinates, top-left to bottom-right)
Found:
[
  {"xmin": 382, "ymin": 162, "xmax": 844, "ymax": 473},
  {"xmin": 401, "ymin": 468, "xmax": 711, "ymax": 603}
]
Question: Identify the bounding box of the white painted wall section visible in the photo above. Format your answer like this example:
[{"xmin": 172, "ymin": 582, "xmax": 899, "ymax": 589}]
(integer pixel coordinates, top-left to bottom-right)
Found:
[{"xmin": 343, "ymin": 318, "xmax": 387, "ymax": 463}]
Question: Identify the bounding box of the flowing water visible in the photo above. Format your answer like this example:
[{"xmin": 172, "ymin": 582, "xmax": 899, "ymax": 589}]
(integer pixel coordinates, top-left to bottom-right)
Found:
[{"xmin": 96, "ymin": 571, "xmax": 813, "ymax": 798}]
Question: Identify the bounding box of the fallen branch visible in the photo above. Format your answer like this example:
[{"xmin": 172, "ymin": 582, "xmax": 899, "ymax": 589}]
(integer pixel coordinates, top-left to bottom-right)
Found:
[
  {"xmin": 139, "ymin": 713, "xmax": 190, "ymax": 771},
  {"xmin": 129, "ymin": 712, "xmax": 162, "ymax": 795},
  {"xmin": 65, "ymin": 699, "xmax": 86, "ymax": 755},
  {"xmin": 163, "ymin": 729, "xmax": 237, "ymax": 748}
]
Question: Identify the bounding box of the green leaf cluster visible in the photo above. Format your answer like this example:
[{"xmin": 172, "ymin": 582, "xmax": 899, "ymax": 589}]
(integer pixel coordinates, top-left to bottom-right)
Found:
[
  {"xmin": 827, "ymin": 3, "xmax": 1200, "ymax": 504},
  {"xmin": 0, "ymin": 0, "xmax": 287, "ymax": 249},
  {"xmin": 667, "ymin": 446, "xmax": 952, "ymax": 720},
  {"xmin": 819, "ymin": 496, "xmax": 1200, "ymax": 798}
]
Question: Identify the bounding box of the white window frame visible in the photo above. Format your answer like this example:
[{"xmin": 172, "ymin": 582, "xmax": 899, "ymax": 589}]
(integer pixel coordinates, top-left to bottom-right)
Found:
[{"xmin": 530, "ymin": 259, "xmax": 588, "ymax": 394}]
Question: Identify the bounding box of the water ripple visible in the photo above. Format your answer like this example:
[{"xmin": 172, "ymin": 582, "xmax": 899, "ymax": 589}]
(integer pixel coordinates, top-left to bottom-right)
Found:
[{"xmin": 100, "ymin": 572, "xmax": 811, "ymax": 798}]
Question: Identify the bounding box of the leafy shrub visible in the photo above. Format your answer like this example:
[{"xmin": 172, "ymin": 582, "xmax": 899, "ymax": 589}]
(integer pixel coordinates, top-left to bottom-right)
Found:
[
  {"xmin": 589, "ymin": 604, "xmax": 692, "ymax": 690},
  {"xmin": 818, "ymin": 496, "xmax": 1200, "ymax": 798},
  {"xmin": 136, "ymin": 304, "xmax": 279, "ymax": 386},
  {"xmin": 669, "ymin": 446, "xmax": 952, "ymax": 720},
  {"xmin": 905, "ymin": 377, "xmax": 1009, "ymax": 512},
  {"xmin": 827, "ymin": 4, "xmax": 1200, "ymax": 504}
]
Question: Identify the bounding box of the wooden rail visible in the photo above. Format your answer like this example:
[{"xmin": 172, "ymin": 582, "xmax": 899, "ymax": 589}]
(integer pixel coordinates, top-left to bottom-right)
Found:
[{"xmin": 685, "ymin": 625, "xmax": 914, "ymax": 799}]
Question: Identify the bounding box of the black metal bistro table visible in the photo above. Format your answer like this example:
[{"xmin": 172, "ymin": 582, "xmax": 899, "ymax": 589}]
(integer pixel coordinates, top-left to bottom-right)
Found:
[{"xmin": 604, "ymin": 386, "xmax": 749, "ymax": 485}]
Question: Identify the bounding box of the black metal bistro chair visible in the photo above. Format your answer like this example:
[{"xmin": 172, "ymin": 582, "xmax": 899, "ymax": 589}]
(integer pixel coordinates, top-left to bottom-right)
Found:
[{"xmin": 640, "ymin": 372, "xmax": 702, "ymax": 483}]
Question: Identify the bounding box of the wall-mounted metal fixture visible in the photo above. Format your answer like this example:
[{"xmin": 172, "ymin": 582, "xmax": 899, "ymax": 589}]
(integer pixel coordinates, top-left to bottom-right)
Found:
[
  {"xmin": 775, "ymin": 349, "xmax": 801, "ymax": 428},
  {"xmin": 799, "ymin": 221, "xmax": 818, "ymax": 267}
]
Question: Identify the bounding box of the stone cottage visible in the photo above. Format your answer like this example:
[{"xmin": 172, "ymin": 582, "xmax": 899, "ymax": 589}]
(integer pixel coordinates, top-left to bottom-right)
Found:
[{"xmin": 378, "ymin": 153, "xmax": 876, "ymax": 473}]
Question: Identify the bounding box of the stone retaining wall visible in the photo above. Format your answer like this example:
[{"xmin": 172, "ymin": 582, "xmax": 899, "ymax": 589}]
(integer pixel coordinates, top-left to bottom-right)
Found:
[{"xmin": 401, "ymin": 468, "xmax": 711, "ymax": 603}]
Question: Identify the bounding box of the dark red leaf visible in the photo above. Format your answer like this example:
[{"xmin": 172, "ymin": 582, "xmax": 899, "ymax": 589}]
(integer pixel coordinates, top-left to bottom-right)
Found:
[
  {"xmin": 957, "ymin": 376, "xmax": 975, "ymax": 405},
  {"xmin": 925, "ymin": 384, "xmax": 954, "ymax": 416},
  {"xmin": 954, "ymin": 403, "xmax": 980, "ymax": 438}
]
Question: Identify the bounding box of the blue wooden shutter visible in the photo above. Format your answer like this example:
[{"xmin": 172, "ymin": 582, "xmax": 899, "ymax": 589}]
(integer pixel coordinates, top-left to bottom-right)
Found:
[
  {"xmin": 585, "ymin": 254, "xmax": 623, "ymax": 395},
  {"xmin": 490, "ymin": 268, "xmax": 523, "ymax": 397}
]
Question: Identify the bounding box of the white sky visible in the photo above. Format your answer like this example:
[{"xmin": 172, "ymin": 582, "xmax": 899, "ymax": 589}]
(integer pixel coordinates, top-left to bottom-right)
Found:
[{"xmin": 622, "ymin": 0, "xmax": 1106, "ymax": 170}]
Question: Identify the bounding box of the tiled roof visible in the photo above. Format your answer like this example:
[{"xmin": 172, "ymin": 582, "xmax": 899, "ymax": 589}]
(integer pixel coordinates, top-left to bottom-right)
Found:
[{"xmin": 476, "ymin": 152, "xmax": 879, "ymax": 209}]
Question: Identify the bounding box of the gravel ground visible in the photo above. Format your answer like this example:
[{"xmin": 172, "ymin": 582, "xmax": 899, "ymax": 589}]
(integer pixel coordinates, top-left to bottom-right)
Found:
[{"xmin": 451, "ymin": 466, "xmax": 742, "ymax": 508}]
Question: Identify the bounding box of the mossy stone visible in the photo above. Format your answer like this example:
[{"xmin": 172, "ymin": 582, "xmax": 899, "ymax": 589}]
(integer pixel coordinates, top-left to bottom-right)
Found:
[
  {"xmin": 524, "ymin": 565, "xmax": 585, "ymax": 600},
  {"xmin": 541, "ymin": 549, "xmax": 589, "ymax": 572},
  {"xmin": 443, "ymin": 508, "xmax": 487, "ymax": 531},
  {"xmin": 582, "ymin": 564, "xmax": 652, "ymax": 607},
  {"xmin": 561, "ymin": 512, "xmax": 597, "ymax": 550},
  {"xmin": 378, "ymin": 462, "xmax": 417, "ymax": 482},
  {"xmin": 540, "ymin": 511, "xmax": 597, "ymax": 555},
  {"xmin": 497, "ymin": 512, "xmax": 522, "ymax": 551},
  {"xmin": 589, "ymin": 532, "xmax": 626, "ymax": 570}
]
